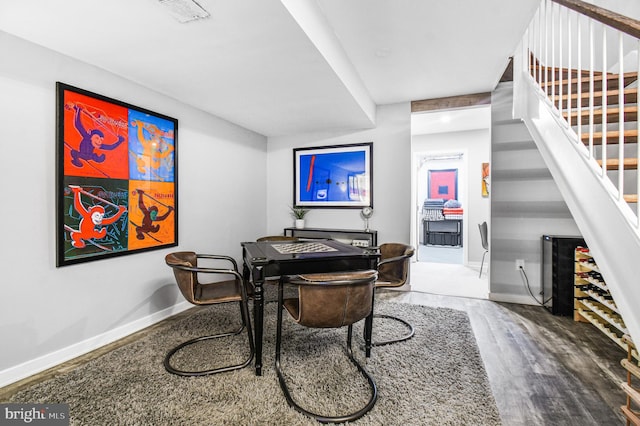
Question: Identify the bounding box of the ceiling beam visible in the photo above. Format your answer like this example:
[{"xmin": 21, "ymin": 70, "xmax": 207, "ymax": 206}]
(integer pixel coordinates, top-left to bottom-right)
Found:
[
  {"xmin": 281, "ymin": 0, "xmax": 376, "ymax": 126},
  {"xmin": 411, "ymin": 92, "xmax": 492, "ymax": 113}
]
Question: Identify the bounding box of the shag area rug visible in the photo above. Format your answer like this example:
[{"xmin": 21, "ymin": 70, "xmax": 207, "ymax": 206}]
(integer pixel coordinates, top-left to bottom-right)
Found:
[{"xmin": 8, "ymin": 301, "xmax": 501, "ymax": 425}]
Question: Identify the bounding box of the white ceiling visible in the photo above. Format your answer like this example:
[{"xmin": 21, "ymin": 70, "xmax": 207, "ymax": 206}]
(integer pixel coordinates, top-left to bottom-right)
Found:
[
  {"xmin": 0, "ymin": 0, "xmax": 540, "ymax": 137},
  {"xmin": 412, "ymin": 106, "xmax": 491, "ymax": 136}
]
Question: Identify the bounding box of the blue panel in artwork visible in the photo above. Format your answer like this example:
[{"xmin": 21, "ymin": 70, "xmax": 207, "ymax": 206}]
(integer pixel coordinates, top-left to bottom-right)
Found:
[
  {"xmin": 299, "ymin": 151, "xmax": 366, "ymax": 202},
  {"xmin": 438, "ymin": 185, "xmax": 448, "ymax": 195}
]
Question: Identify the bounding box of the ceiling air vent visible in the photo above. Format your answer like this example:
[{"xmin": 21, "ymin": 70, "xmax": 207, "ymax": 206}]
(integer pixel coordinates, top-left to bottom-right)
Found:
[{"xmin": 159, "ymin": 0, "xmax": 210, "ymax": 23}]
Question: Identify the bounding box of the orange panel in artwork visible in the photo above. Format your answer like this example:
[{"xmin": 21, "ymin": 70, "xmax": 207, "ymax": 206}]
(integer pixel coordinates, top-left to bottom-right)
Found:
[{"xmin": 127, "ymin": 180, "xmax": 176, "ymax": 250}]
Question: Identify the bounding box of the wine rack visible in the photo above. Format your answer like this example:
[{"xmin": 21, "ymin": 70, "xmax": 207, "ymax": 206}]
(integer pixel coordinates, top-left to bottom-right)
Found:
[{"xmin": 574, "ymin": 246, "xmax": 638, "ymax": 360}]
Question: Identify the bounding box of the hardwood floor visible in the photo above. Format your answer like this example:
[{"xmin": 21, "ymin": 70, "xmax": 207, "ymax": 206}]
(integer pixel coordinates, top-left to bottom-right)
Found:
[
  {"xmin": 2, "ymin": 289, "xmax": 627, "ymax": 425},
  {"xmin": 377, "ymin": 289, "xmax": 626, "ymax": 425}
]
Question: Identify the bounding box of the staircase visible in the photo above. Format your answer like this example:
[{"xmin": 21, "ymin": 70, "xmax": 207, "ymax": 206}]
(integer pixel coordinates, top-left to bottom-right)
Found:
[
  {"xmin": 514, "ymin": 0, "xmax": 640, "ymax": 368},
  {"xmin": 534, "ymin": 59, "xmax": 639, "ymax": 203}
]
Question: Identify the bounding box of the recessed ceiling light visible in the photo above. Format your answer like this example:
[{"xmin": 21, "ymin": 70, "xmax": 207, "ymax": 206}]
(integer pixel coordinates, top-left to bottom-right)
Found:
[{"xmin": 159, "ymin": 0, "xmax": 210, "ymax": 23}]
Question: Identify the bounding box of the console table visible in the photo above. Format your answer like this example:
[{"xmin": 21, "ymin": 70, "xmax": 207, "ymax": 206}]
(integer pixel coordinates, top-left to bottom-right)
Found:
[
  {"xmin": 283, "ymin": 227, "xmax": 377, "ymax": 247},
  {"xmin": 422, "ymin": 219, "xmax": 462, "ymax": 247}
]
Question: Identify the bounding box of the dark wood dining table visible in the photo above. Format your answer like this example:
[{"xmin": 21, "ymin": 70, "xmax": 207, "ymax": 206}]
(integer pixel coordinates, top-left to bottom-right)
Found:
[{"xmin": 241, "ymin": 239, "xmax": 380, "ymax": 376}]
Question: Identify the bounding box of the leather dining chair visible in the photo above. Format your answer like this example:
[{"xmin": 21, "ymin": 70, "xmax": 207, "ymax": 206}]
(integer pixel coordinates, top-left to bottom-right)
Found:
[
  {"xmin": 372, "ymin": 243, "xmax": 415, "ymax": 346},
  {"xmin": 164, "ymin": 251, "xmax": 254, "ymax": 376},
  {"xmin": 275, "ymin": 270, "xmax": 378, "ymax": 424}
]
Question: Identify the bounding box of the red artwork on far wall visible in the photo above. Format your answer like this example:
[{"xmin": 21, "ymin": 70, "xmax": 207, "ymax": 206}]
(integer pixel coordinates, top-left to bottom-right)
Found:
[{"xmin": 428, "ymin": 169, "xmax": 458, "ymax": 200}]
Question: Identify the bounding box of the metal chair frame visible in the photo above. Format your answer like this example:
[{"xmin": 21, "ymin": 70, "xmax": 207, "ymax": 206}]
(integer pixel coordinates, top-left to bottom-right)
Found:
[
  {"xmin": 275, "ymin": 272, "xmax": 378, "ymax": 424},
  {"xmin": 372, "ymin": 246, "xmax": 415, "ymax": 347},
  {"xmin": 164, "ymin": 253, "xmax": 254, "ymax": 377}
]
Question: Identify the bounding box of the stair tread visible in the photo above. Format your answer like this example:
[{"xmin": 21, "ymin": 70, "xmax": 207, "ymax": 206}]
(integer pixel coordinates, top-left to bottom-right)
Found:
[
  {"xmin": 596, "ymin": 158, "xmax": 638, "ymax": 170},
  {"xmin": 566, "ymin": 105, "xmax": 638, "ymax": 116},
  {"xmin": 558, "ymin": 87, "xmax": 637, "ymax": 101},
  {"xmin": 540, "ymin": 71, "xmax": 638, "ymax": 87},
  {"xmin": 554, "ymin": 88, "xmax": 638, "ymax": 109},
  {"xmin": 563, "ymin": 105, "xmax": 638, "ymax": 125},
  {"xmin": 579, "ymin": 129, "xmax": 639, "ymax": 144}
]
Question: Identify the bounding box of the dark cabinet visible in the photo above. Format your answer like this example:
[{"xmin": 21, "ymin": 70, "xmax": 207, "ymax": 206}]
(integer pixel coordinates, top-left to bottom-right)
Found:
[
  {"xmin": 541, "ymin": 235, "xmax": 585, "ymax": 316},
  {"xmin": 422, "ymin": 220, "xmax": 462, "ymax": 247}
]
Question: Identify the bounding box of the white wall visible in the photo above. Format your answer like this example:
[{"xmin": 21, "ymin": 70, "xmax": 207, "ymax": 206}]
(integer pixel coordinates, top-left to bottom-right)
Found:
[
  {"xmin": 0, "ymin": 32, "xmax": 268, "ymax": 384},
  {"xmin": 266, "ymin": 103, "xmax": 412, "ymax": 245},
  {"xmin": 491, "ymin": 82, "xmax": 580, "ymax": 305}
]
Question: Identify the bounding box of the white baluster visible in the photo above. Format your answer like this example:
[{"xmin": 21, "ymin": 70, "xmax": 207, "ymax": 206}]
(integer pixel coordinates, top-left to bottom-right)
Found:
[
  {"xmin": 530, "ymin": 11, "xmax": 536, "ymax": 83},
  {"xmin": 578, "ymin": 14, "xmax": 582, "ymax": 143},
  {"xmin": 527, "ymin": 23, "xmax": 532, "ymax": 81},
  {"xmin": 538, "ymin": 2, "xmax": 543, "ymax": 87},
  {"xmin": 618, "ymin": 31, "xmax": 625, "ymax": 202},
  {"xmin": 544, "ymin": 0, "xmax": 549, "ymax": 95},
  {"xmin": 602, "ymin": 27, "xmax": 608, "ymax": 180},
  {"xmin": 589, "ymin": 20, "xmax": 595, "ymax": 160},
  {"xmin": 558, "ymin": 4, "xmax": 563, "ymax": 115},
  {"xmin": 567, "ymin": 9, "xmax": 572, "ymax": 129},
  {"xmin": 551, "ymin": 1, "xmax": 556, "ymax": 109},
  {"xmin": 637, "ymin": 39, "xmax": 640, "ymax": 224}
]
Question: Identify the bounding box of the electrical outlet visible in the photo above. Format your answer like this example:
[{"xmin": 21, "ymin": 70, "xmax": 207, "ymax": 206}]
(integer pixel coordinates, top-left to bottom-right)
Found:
[{"xmin": 515, "ymin": 259, "xmax": 525, "ymax": 270}]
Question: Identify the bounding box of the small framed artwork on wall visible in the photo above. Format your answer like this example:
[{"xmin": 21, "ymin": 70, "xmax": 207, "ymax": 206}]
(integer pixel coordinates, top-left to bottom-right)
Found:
[{"xmin": 482, "ymin": 162, "xmax": 490, "ymax": 197}]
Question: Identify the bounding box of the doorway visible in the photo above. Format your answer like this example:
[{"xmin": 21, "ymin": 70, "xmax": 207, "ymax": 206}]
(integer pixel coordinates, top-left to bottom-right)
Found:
[
  {"xmin": 415, "ymin": 153, "xmax": 465, "ymax": 265},
  {"xmin": 409, "ymin": 107, "xmax": 491, "ymax": 299}
]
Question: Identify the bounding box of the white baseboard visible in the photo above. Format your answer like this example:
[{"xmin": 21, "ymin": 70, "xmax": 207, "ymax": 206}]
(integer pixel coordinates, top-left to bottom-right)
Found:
[
  {"xmin": 488, "ymin": 292, "xmax": 541, "ymax": 306},
  {"xmin": 0, "ymin": 301, "xmax": 192, "ymax": 388}
]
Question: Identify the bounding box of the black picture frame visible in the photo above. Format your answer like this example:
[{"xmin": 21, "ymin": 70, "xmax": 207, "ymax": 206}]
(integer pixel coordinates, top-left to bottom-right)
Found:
[
  {"xmin": 56, "ymin": 82, "xmax": 178, "ymax": 266},
  {"xmin": 293, "ymin": 142, "xmax": 373, "ymax": 208}
]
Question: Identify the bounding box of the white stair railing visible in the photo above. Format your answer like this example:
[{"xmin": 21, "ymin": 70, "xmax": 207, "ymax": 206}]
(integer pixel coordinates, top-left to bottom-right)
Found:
[{"xmin": 524, "ymin": 0, "xmax": 640, "ymax": 229}]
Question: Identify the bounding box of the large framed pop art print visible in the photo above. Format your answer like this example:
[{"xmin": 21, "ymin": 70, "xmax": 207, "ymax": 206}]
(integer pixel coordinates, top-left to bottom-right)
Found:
[
  {"xmin": 56, "ymin": 82, "xmax": 178, "ymax": 267},
  {"xmin": 293, "ymin": 142, "xmax": 372, "ymax": 209}
]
